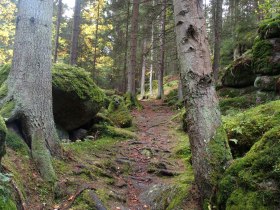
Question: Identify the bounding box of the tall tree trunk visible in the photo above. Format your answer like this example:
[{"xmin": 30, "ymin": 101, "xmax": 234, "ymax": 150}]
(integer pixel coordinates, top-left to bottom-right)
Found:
[
  {"xmin": 149, "ymin": 0, "xmax": 155, "ymax": 97},
  {"xmin": 8, "ymin": 0, "xmax": 61, "ymax": 182},
  {"xmin": 173, "ymin": 0, "xmax": 232, "ymax": 205},
  {"xmin": 127, "ymin": 0, "xmax": 140, "ymax": 97},
  {"xmin": 212, "ymin": 0, "xmax": 223, "ymax": 82},
  {"xmin": 140, "ymin": 39, "xmax": 147, "ymax": 99},
  {"xmin": 93, "ymin": 0, "xmax": 100, "ymax": 82},
  {"xmin": 122, "ymin": 0, "xmax": 130, "ymax": 93},
  {"xmin": 70, "ymin": 0, "xmax": 82, "ymax": 65},
  {"xmin": 157, "ymin": 0, "xmax": 167, "ymax": 99},
  {"xmin": 54, "ymin": 0, "xmax": 63, "ymax": 63}
]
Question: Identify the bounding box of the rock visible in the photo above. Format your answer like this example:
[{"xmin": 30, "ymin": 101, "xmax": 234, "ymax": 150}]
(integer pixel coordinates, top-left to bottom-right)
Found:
[
  {"xmin": 69, "ymin": 128, "xmax": 88, "ymax": 141},
  {"xmin": 107, "ymin": 95, "xmax": 132, "ymax": 128},
  {"xmin": 52, "ymin": 64, "xmax": 105, "ymax": 131},
  {"xmin": 222, "ymin": 56, "xmax": 256, "ymax": 88},
  {"xmin": 258, "ymin": 15, "xmax": 280, "ymax": 39},
  {"xmin": 276, "ymin": 78, "xmax": 280, "ymax": 95},
  {"xmin": 0, "ymin": 64, "xmax": 105, "ymax": 131},
  {"xmin": 56, "ymin": 126, "xmax": 69, "ymax": 140},
  {"xmin": 254, "ymin": 75, "xmax": 280, "ymax": 91}
]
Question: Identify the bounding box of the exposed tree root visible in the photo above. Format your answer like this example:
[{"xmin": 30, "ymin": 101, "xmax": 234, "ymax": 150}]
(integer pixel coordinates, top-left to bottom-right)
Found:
[{"xmin": 58, "ymin": 183, "xmax": 107, "ymax": 210}]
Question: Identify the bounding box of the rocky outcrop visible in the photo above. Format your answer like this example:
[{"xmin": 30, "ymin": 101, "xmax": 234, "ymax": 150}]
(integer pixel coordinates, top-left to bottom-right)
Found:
[{"xmin": 221, "ymin": 56, "xmax": 256, "ymax": 88}]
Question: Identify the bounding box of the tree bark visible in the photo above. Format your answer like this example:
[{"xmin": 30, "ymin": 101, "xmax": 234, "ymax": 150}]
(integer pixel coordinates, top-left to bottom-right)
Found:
[
  {"xmin": 212, "ymin": 0, "xmax": 223, "ymax": 82},
  {"xmin": 157, "ymin": 0, "xmax": 167, "ymax": 99},
  {"xmin": 54, "ymin": 0, "xmax": 63, "ymax": 63},
  {"xmin": 127, "ymin": 0, "xmax": 140, "ymax": 97},
  {"xmin": 92, "ymin": 0, "xmax": 100, "ymax": 82},
  {"xmin": 149, "ymin": 0, "xmax": 155, "ymax": 97},
  {"xmin": 140, "ymin": 39, "xmax": 147, "ymax": 99},
  {"xmin": 70, "ymin": 0, "xmax": 82, "ymax": 65},
  {"xmin": 8, "ymin": 0, "xmax": 61, "ymax": 182},
  {"xmin": 173, "ymin": 0, "xmax": 232, "ymax": 205}
]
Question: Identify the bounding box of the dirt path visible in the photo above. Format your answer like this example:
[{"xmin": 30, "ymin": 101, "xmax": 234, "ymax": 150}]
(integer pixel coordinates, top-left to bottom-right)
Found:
[{"xmin": 113, "ymin": 100, "xmax": 194, "ymax": 210}]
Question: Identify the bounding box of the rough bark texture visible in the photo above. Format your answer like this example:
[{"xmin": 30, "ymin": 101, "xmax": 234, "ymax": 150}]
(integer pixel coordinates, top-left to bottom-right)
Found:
[
  {"xmin": 173, "ymin": 0, "xmax": 232, "ymax": 205},
  {"xmin": 157, "ymin": 0, "xmax": 167, "ymax": 99},
  {"xmin": 8, "ymin": 0, "xmax": 61, "ymax": 182},
  {"xmin": 127, "ymin": 0, "xmax": 140, "ymax": 97},
  {"xmin": 53, "ymin": 0, "xmax": 63, "ymax": 63},
  {"xmin": 70, "ymin": 0, "xmax": 82, "ymax": 66},
  {"xmin": 212, "ymin": 0, "xmax": 223, "ymax": 81}
]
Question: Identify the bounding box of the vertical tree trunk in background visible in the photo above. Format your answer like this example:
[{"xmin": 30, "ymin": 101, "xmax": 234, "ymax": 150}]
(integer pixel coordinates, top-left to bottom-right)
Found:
[
  {"xmin": 157, "ymin": 0, "xmax": 167, "ymax": 99},
  {"xmin": 173, "ymin": 0, "xmax": 232, "ymax": 205},
  {"xmin": 70, "ymin": 0, "xmax": 82, "ymax": 65},
  {"xmin": 54, "ymin": 0, "xmax": 63, "ymax": 63},
  {"xmin": 8, "ymin": 0, "xmax": 61, "ymax": 182},
  {"xmin": 93, "ymin": 1, "xmax": 100, "ymax": 82},
  {"xmin": 122, "ymin": 0, "xmax": 130, "ymax": 93},
  {"xmin": 127, "ymin": 0, "xmax": 140, "ymax": 97},
  {"xmin": 149, "ymin": 0, "xmax": 155, "ymax": 97},
  {"xmin": 140, "ymin": 39, "xmax": 147, "ymax": 99},
  {"xmin": 212, "ymin": 0, "xmax": 223, "ymax": 82}
]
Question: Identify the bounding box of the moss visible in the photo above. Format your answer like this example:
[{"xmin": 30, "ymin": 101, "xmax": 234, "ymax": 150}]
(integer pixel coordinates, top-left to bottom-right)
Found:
[
  {"xmin": 107, "ymin": 95, "xmax": 132, "ymax": 128},
  {"xmin": 219, "ymin": 95, "xmax": 256, "ymax": 114},
  {"xmin": 223, "ymin": 100, "xmax": 280, "ymax": 157},
  {"xmin": 0, "ymin": 197, "xmax": 17, "ymax": 210},
  {"xmin": 0, "ymin": 64, "xmax": 11, "ymax": 86},
  {"xmin": 52, "ymin": 64, "xmax": 105, "ymax": 104},
  {"xmin": 258, "ymin": 15, "xmax": 280, "ymax": 39},
  {"xmin": 217, "ymin": 126, "xmax": 280, "ymax": 209},
  {"xmin": 124, "ymin": 92, "xmax": 142, "ymax": 109},
  {"xmin": 5, "ymin": 130, "xmax": 29, "ymax": 156},
  {"xmin": 252, "ymin": 39, "xmax": 274, "ymax": 75},
  {"xmin": 31, "ymin": 130, "xmax": 56, "ymax": 183},
  {"xmin": 0, "ymin": 83, "xmax": 8, "ymax": 99},
  {"xmin": 0, "ymin": 116, "xmax": 7, "ymax": 161},
  {"xmin": 96, "ymin": 125, "xmax": 137, "ymax": 139}
]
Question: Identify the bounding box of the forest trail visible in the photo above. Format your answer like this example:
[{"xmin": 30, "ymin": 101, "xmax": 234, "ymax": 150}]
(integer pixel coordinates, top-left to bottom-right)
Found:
[{"xmin": 113, "ymin": 100, "xmax": 199, "ymax": 210}]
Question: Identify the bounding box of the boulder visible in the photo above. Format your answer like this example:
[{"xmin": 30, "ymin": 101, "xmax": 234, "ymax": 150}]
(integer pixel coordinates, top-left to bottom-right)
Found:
[
  {"xmin": 258, "ymin": 15, "xmax": 280, "ymax": 39},
  {"xmin": 0, "ymin": 64, "xmax": 105, "ymax": 131},
  {"xmin": 253, "ymin": 39, "xmax": 280, "ymax": 75},
  {"xmin": 222, "ymin": 57, "xmax": 256, "ymax": 88},
  {"xmin": 254, "ymin": 75, "xmax": 280, "ymax": 91}
]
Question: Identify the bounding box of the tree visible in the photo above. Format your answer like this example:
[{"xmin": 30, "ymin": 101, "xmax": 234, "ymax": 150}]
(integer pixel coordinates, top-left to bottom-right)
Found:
[
  {"xmin": 54, "ymin": 0, "xmax": 63, "ymax": 63},
  {"xmin": 140, "ymin": 38, "xmax": 147, "ymax": 99},
  {"xmin": 173, "ymin": 0, "xmax": 232, "ymax": 205},
  {"xmin": 70, "ymin": 0, "xmax": 82, "ymax": 65},
  {"xmin": 127, "ymin": 0, "xmax": 140, "ymax": 97},
  {"xmin": 212, "ymin": 0, "xmax": 223, "ymax": 81},
  {"xmin": 157, "ymin": 0, "xmax": 167, "ymax": 99},
  {"xmin": 6, "ymin": 0, "xmax": 61, "ymax": 182}
]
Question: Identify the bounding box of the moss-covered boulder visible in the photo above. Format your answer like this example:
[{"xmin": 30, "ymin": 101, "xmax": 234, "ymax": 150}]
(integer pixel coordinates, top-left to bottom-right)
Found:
[
  {"xmin": 216, "ymin": 126, "xmax": 280, "ymax": 209},
  {"xmin": 221, "ymin": 56, "xmax": 256, "ymax": 88},
  {"xmin": 252, "ymin": 39, "xmax": 280, "ymax": 75},
  {"xmin": 223, "ymin": 100, "xmax": 280, "ymax": 157},
  {"xmin": 258, "ymin": 15, "xmax": 280, "ymax": 39},
  {"xmin": 52, "ymin": 64, "xmax": 105, "ymax": 131},
  {"xmin": 107, "ymin": 95, "xmax": 132, "ymax": 128},
  {"xmin": 254, "ymin": 75, "xmax": 280, "ymax": 91},
  {"xmin": 0, "ymin": 64, "xmax": 105, "ymax": 131}
]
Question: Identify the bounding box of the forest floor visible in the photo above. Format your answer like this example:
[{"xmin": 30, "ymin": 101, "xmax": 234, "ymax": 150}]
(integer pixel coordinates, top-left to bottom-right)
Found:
[{"xmin": 3, "ymin": 99, "xmax": 200, "ymax": 210}]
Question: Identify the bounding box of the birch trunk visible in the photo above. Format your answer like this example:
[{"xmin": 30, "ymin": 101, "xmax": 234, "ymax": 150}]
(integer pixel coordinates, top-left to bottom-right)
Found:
[
  {"xmin": 173, "ymin": 0, "xmax": 232, "ymax": 205},
  {"xmin": 70, "ymin": 0, "xmax": 82, "ymax": 65},
  {"xmin": 53, "ymin": 0, "xmax": 63, "ymax": 63},
  {"xmin": 127, "ymin": 0, "xmax": 140, "ymax": 97},
  {"xmin": 8, "ymin": 0, "xmax": 61, "ymax": 182},
  {"xmin": 157, "ymin": 0, "xmax": 167, "ymax": 99}
]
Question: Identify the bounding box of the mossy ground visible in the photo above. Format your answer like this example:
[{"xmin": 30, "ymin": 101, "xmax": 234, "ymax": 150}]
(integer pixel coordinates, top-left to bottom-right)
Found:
[
  {"xmin": 217, "ymin": 126, "xmax": 280, "ymax": 209},
  {"xmin": 222, "ymin": 100, "xmax": 280, "ymax": 157}
]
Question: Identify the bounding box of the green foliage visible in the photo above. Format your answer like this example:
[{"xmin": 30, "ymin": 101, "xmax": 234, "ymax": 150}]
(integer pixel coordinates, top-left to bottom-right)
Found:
[
  {"xmin": 94, "ymin": 125, "xmax": 137, "ymax": 139},
  {"xmin": 52, "ymin": 64, "xmax": 105, "ymax": 104},
  {"xmin": 223, "ymin": 100, "xmax": 280, "ymax": 157},
  {"xmin": 124, "ymin": 93, "xmax": 141, "ymax": 109},
  {"xmin": 0, "ymin": 65, "xmax": 10, "ymax": 86},
  {"xmin": 0, "ymin": 173, "xmax": 17, "ymax": 210},
  {"xmin": 217, "ymin": 126, "xmax": 280, "ymax": 209},
  {"xmin": 0, "ymin": 116, "xmax": 7, "ymax": 159}
]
